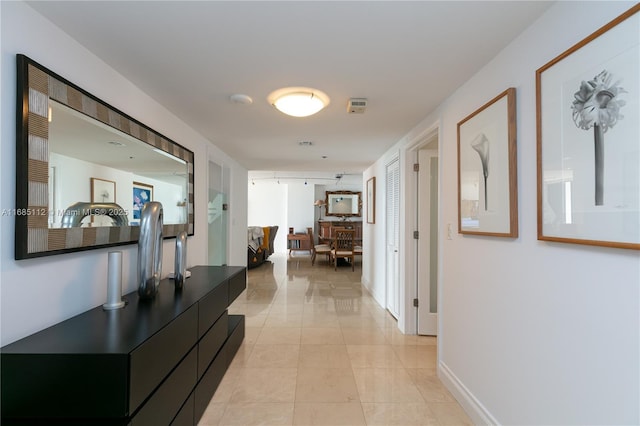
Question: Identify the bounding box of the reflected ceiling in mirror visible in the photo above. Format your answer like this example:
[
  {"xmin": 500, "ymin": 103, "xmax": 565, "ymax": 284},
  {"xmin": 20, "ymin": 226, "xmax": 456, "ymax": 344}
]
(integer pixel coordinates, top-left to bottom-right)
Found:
[
  {"xmin": 15, "ymin": 54, "xmax": 194, "ymax": 259},
  {"xmin": 49, "ymin": 101, "xmax": 188, "ymax": 227}
]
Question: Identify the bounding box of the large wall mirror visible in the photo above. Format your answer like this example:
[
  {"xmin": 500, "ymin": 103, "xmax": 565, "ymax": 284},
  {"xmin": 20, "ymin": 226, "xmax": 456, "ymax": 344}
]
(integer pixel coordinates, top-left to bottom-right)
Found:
[
  {"xmin": 15, "ymin": 54, "xmax": 194, "ymax": 259},
  {"xmin": 325, "ymin": 191, "xmax": 362, "ymax": 217}
]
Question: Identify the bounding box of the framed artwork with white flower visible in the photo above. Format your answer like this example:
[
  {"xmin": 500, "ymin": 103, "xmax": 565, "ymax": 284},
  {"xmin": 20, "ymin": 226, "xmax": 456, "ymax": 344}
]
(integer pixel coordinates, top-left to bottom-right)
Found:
[
  {"xmin": 536, "ymin": 4, "xmax": 639, "ymax": 250},
  {"xmin": 457, "ymin": 87, "xmax": 518, "ymax": 237},
  {"xmin": 90, "ymin": 177, "xmax": 116, "ymax": 226}
]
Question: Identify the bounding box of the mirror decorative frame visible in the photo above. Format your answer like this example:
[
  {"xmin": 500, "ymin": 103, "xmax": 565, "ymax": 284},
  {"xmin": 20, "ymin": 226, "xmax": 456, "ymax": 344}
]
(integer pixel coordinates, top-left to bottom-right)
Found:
[
  {"xmin": 15, "ymin": 54, "xmax": 194, "ymax": 260},
  {"xmin": 325, "ymin": 191, "xmax": 362, "ymax": 218}
]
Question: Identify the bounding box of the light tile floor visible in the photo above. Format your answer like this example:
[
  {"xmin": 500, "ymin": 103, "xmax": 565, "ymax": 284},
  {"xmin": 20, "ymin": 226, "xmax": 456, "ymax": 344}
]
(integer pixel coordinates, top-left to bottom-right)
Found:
[{"xmin": 199, "ymin": 252, "xmax": 472, "ymax": 426}]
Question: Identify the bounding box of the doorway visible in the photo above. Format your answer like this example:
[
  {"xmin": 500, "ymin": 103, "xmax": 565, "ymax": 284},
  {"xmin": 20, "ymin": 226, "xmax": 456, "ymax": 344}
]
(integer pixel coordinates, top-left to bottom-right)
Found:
[{"xmin": 417, "ymin": 145, "xmax": 439, "ymax": 335}]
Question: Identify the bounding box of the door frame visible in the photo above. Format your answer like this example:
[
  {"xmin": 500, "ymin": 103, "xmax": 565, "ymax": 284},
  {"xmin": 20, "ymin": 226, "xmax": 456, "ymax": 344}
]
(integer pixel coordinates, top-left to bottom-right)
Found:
[{"xmin": 399, "ymin": 122, "xmax": 441, "ymax": 335}]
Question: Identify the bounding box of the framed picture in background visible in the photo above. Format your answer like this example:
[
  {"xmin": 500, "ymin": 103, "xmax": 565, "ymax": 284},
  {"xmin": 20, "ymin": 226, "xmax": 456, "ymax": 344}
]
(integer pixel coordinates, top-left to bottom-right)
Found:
[
  {"xmin": 91, "ymin": 177, "xmax": 116, "ymax": 204},
  {"xmin": 457, "ymin": 87, "xmax": 518, "ymax": 237},
  {"xmin": 91, "ymin": 177, "xmax": 116, "ymax": 226},
  {"xmin": 366, "ymin": 177, "xmax": 376, "ymax": 224},
  {"xmin": 536, "ymin": 5, "xmax": 639, "ymax": 249},
  {"xmin": 133, "ymin": 181, "xmax": 153, "ymax": 220}
]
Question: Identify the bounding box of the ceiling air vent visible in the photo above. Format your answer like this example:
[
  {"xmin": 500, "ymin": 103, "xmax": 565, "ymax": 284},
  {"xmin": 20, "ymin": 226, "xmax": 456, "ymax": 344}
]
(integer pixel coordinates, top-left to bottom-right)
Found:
[{"xmin": 347, "ymin": 98, "xmax": 367, "ymax": 114}]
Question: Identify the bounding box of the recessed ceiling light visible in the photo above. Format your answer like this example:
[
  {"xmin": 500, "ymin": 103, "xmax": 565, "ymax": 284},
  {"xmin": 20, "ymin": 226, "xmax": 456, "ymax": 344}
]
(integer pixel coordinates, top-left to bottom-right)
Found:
[
  {"xmin": 229, "ymin": 94, "xmax": 253, "ymax": 105},
  {"xmin": 108, "ymin": 141, "xmax": 126, "ymax": 147},
  {"xmin": 267, "ymin": 87, "xmax": 330, "ymax": 117},
  {"xmin": 299, "ymin": 141, "xmax": 313, "ymax": 146}
]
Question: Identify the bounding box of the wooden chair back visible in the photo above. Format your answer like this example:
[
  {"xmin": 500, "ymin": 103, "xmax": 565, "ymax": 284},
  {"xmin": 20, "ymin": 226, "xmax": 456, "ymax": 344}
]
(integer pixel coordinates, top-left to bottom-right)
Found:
[{"xmin": 333, "ymin": 229, "xmax": 355, "ymax": 252}]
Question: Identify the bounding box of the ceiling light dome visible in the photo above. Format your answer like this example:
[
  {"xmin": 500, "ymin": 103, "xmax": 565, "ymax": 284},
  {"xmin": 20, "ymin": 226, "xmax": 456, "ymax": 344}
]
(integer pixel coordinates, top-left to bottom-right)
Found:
[{"xmin": 268, "ymin": 87, "xmax": 330, "ymax": 117}]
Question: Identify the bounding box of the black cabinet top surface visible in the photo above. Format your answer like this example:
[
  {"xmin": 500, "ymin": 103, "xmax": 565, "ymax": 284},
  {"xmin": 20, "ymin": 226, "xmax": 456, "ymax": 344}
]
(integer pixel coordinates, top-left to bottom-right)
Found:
[{"xmin": 1, "ymin": 265, "xmax": 245, "ymax": 355}]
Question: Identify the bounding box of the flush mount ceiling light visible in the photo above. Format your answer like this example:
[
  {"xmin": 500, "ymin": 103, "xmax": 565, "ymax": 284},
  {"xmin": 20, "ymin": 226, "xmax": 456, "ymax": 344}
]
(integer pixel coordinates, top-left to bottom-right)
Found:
[{"xmin": 267, "ymin": 87, "xmax": 330, "ymax": 117}]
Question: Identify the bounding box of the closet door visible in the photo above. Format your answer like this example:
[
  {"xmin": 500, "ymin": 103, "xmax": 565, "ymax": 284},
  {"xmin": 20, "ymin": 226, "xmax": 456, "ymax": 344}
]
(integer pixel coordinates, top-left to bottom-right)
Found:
[{"xmin": 386, "ymin": 157, "xmax": 400, "ymax": 318}]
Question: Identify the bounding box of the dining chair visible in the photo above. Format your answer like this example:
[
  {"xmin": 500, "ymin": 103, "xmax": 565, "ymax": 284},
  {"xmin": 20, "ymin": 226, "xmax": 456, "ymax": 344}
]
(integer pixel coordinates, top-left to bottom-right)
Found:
[
  {"xmin": 331, "ymin": 228, "xmax": 356, "ymax": 271},
  {"xmin": 308, "ymin": 227, "xmax": 332, "ymax": 265}
]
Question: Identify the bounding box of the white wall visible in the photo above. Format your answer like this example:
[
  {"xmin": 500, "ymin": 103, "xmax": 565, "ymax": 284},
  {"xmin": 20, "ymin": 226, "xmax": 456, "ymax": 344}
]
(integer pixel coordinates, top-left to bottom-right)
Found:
[
  {"xmin": 0, "ymin": 1, "xmax": 248, "ymax": 346},
  {"xmin": 366, "ymin": 2, "xmax": 639, "ymax": 424},
  {"xmin": 247, "ymin": 181, "xmax": 288, "ymax": 253}
]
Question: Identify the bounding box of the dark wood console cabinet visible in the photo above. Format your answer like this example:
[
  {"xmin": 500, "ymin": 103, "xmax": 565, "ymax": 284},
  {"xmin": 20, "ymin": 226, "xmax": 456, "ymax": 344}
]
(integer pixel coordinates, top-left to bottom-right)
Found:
[{"xmin": 1, "ymin": 265, "xmax": 246, "ymax": 425}]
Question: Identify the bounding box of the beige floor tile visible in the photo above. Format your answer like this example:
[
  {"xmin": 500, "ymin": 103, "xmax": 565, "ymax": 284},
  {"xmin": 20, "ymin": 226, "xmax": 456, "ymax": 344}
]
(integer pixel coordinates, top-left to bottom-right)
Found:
[
  {"xmin": 392, "ymin": 344, "xmax": 437, "ymax": 369},
  {"xmin": 229, "ymin": 303, "xmax": 271, "ymax": 316},
  {"xmin": 338, "ymin": 314, "xmax": 381, "ymax": 329},
  {"xmin": 341, "ymin": 327, "xmax": 388, "ymax": 345},
  {"xmin": 295, "ymin": 368, "xmax": 360, "ymax": 403},
  {"xmin": 346, "ymin": 345, "xmax": 405, "ymax": 368},
  {"xmin": 352, "ymin": 368, "xmax": 424, "ymax": 402},
  {"xmin": 298, "ymin": 344, "xmax": 352, "ymax": 368},
  {"xmin": 302, "ymin": 312, "xmax": 341, "ymax": 328},
  {"xmin": 301, "ymin": 327, "xmax": 345, "ymax": 345},
  {"xmin": 229, "ymin": 368, "xmax": 298, "ymax": 403},
  {"xmin": 246, "ymin": 288, "xmax": 279, "ymax": 304},
  {"xmin": 293, "ymin": 402, "xmax": 366, "ymax": 425},
  {"xmin": 197, "ymin": 402, "xmax": 227, "ymax": 425},
  {"xmin": 416, "ymin": 335, "xmax": 438, "ymax": 346},
  {"xmin": 207, "ymin": 254, "xmax": 470, "ymax": 425},
  {"xmin": 218, "ymin": 402, "xmax": 294, "ymax": 425},
  {"xmin": 245, "ymin": 344, "xmax": 300, "ymax": 368},
  {"xmin": 256, "ymin": 327, "xmax": 302, "ymax": 345},
  {"xmin": 428, "ymin": 402, "xmax": 474, "ymax": 425},
  {"xmin": 264, "ymin": 312, "xmax": 303, "ymax": 328},
  {"xmin": 268, "ymin": 304, "xmax": 305, "ymax": 314},
  {"xmin": 406, "ymin": 369, "xmax": 456, "ymax": 403},
  {"xmin": 227, "ymin": 344, "xmax": 254, "ymax": 370},
  {"xmin": 382, "ymin": 327, "xmax": 418, "ymax": 345},
  {"xmin": 244, "ymin": 313, "xmax": 268, "ymax": 328},
  {"xmin": 361, "ymin": 402, "xmax": 439, "ymax": 425},
  {"xmin": 243, "ymin": 327, "xmax": 262, "ymax": 346}
]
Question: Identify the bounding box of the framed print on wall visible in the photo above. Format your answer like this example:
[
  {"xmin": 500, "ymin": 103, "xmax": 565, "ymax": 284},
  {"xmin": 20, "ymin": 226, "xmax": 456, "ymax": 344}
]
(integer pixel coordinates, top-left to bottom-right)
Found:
[
  {"xmin": 91, "ymin": 177, "xmax": 116, "ymax": 204},
  {"xmin": 457, "ymin": 87, "xmax": 518, "ymax": 237},
  {"xmin": 366, "ymin": 177, "xmax": 376, "ymax": 224},
  {"xmin": 91, "ymin": 177, "xmax": 116, "ymax": 226},
  {"xmin": 536, "ymin": 4, "xmax": 639, "ymax": 250},
  {"xmin": 133, "ymin": 181, "xmax": 153, "ymax": 221}
]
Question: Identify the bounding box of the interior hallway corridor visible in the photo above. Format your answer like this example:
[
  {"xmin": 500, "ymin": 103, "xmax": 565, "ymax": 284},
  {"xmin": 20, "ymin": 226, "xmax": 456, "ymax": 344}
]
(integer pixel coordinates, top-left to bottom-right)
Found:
[{"xmin": 199, "ymin": 252, "xmax": 472, "ymax": 425}]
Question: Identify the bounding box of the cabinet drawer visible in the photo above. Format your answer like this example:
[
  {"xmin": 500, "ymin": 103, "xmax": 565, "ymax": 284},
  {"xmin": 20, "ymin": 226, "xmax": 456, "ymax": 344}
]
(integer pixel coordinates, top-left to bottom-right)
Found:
[
  {"xmin": 129, "ymin": 305, "xmax": 197, "ymax": 413},
  {"xmin": 198, "ymin": 282, "xmax": 228, "ymax": 338},
  {"xmin": 194, "ymin": 346, "xmax": 227, "ymax": 423},
  {"xmin": 171, "ymin": 392, "xmax": 194, "ymax": 426},
  {"xmin": 228, "ymin": 270, "xmax": 246, "ymax": 305},
  {"xmin": 198, "ymin": 311, "xmax": 228, "ymax": 379},
  {"xmin": 131, "ymin": 347, "xmax": 197, "ymax": 426}
]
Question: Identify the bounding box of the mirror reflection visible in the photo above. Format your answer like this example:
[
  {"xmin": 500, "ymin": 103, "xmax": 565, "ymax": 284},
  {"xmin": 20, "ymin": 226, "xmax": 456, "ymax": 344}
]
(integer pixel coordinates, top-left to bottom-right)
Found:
[
  {"xmin": 325, "ymin": 191, "xmax": 362, "ymax": 217},
  {"xmin": 48, "ymin": 101, "xmax": 188, "ymax": 227},
  {"xmin": 15, "ymin": 54, "xmax": 194, "ymax": 259}
]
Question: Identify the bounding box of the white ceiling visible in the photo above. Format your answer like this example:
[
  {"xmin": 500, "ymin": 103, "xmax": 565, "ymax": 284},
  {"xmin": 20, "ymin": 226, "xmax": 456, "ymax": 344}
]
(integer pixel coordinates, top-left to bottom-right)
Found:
[{"xmin": 27, "ymin": 1, "xmax": 552, "ymax": 176}]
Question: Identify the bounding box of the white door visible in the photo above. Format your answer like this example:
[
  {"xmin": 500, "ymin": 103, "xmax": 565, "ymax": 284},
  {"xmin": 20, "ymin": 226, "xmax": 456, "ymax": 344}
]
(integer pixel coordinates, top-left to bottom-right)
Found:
[
  {"xmin": 417, "ymin": 149, "xmax": 438, "ymax": 335},
  {"xmin": 386, "ymin": 158, "xmax": 400, "ymax": 318}
]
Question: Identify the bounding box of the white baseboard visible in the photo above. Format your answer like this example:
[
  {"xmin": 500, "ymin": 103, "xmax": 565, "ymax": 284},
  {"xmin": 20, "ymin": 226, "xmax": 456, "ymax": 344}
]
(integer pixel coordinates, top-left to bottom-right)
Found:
[{"xmin": 438, "ymin": 361, "xmax": 499, "ymax": 426}]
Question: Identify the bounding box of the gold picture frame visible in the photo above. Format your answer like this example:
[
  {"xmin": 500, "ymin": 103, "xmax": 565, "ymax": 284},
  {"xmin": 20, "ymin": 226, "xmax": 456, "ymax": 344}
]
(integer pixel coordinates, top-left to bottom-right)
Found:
[
  {"xmin": 536, "ymin": 5, "xmax": 639, "ymax": 250},
  {"xmin": 457, "ymin": 88, "xmax": 518, "ymax": 237},
  {"xmin": 366, "ymin": 177, "xmax": 376, "ymax": 224}
]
